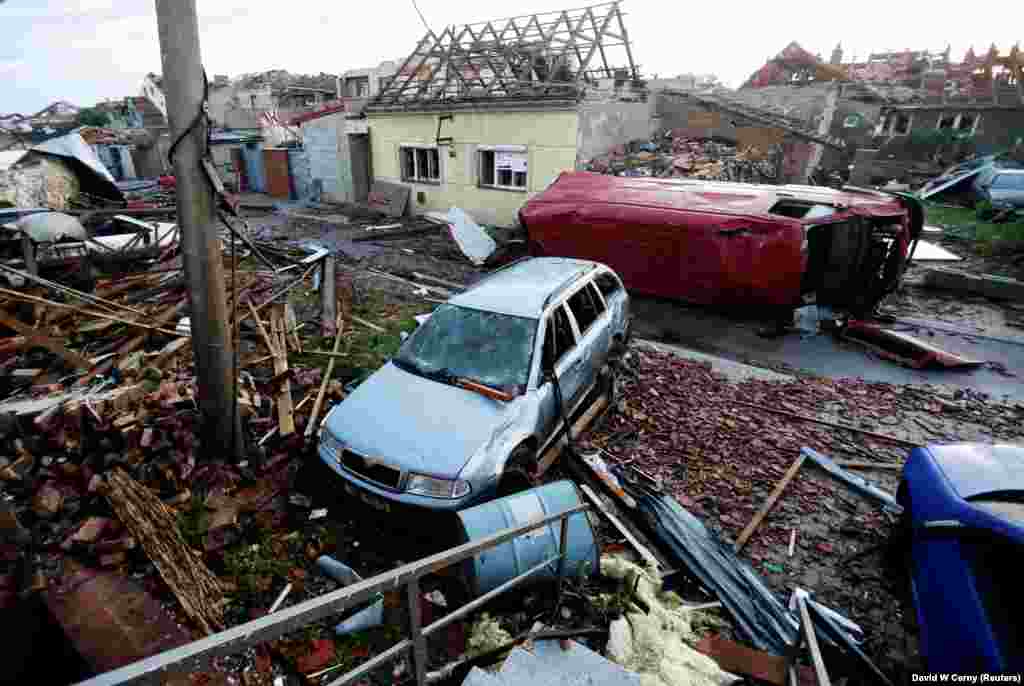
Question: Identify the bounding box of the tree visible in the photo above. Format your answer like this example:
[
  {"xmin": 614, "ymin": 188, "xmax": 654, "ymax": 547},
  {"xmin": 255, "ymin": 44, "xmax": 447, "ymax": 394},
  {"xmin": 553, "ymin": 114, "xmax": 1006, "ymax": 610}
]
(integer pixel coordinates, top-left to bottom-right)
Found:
[{"xmin": 77, "ymin": 108, "xmax": 110, "ymax": 127}]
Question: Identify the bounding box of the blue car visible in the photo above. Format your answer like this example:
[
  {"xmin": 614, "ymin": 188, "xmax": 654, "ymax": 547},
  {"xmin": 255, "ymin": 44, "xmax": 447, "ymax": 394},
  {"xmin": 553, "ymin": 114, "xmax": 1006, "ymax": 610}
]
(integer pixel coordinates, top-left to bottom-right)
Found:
[
  {"xmin": 316, "ymin": 258, "xmax": 630, "ymax": 514},
  {"xmin": 898, "ymin": 443, "xmax": 1024, "ymax": 671}
]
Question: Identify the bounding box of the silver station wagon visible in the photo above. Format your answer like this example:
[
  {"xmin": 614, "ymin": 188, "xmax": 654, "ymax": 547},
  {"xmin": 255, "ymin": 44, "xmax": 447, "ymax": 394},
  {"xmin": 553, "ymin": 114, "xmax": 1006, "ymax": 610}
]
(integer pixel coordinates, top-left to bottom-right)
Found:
[{"xmin": 317, "ymin": 257, "xmax": 630, "ymax": 513}]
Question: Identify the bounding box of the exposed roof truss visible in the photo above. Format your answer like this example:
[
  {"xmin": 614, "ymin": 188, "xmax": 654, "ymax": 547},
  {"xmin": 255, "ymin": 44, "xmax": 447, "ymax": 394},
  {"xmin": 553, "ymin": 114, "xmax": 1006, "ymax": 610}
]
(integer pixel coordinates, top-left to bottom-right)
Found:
[{"xmin": 371, "ymin": 2, "xmax": 637, "ymax": 108}]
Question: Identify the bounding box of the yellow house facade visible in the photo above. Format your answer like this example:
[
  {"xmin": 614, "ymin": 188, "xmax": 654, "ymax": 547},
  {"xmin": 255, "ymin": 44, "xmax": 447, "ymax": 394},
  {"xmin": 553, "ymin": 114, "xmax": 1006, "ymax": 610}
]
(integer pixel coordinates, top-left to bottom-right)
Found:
[{"xmin": 366, "ymin": 106, "xmax": 580, "ymax": 227}]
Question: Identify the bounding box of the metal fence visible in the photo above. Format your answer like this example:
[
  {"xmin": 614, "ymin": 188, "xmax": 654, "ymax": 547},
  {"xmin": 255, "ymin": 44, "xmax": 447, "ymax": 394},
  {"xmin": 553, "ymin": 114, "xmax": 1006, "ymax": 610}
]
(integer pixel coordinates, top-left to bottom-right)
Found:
[{"xmin": 75, "ymin": 503, "xmax": 590, "ymax": 686}]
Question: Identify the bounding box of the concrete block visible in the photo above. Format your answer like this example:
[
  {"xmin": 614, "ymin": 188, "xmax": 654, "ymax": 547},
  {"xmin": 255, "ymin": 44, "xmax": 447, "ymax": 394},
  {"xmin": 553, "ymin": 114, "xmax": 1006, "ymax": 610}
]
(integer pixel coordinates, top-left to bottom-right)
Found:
[{"xmin": 923, "ymin": 267, "xmax": 1024, "ymax": 302}]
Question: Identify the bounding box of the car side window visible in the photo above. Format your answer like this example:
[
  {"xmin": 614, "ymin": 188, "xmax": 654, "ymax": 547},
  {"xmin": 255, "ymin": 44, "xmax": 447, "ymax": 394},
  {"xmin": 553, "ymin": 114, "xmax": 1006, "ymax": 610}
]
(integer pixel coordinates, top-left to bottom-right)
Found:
[
  {"xmin": 567, "ymin": 285, "xmax": 601, "ymax": 333},
  {"xmin": 595, "ymin": 272, "xmax": 622, "ymax": 297},
  {"xmin": 992, "ymin": 175, "xmax": 1010, "ymax": 189},
  {"xmin": 543, "ymin": 305, "xmax": 575, "ymax": 369}
]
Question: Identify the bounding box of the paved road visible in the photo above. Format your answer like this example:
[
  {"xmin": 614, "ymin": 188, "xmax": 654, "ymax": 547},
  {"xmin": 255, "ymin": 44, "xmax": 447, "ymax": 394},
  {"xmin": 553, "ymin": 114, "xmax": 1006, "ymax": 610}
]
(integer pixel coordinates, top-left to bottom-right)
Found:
[{"xmin": 629, "ymin": 293, "xmax": 1024, "ymax": 402}]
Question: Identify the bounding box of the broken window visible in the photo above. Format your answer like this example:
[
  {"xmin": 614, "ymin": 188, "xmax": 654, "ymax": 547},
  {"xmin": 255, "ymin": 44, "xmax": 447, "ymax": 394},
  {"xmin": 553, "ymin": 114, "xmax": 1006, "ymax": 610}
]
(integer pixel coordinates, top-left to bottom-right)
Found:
[
  {"xmin": 395, "ymin": 304, "xmax": 537, "ymax": 390},
  {"xmin": 937, "ymin": 113, "xmax": 957, "ymax": 130},
  {"xmin": 544, "ymin": 305, "xmax": 576, "ymax": 369},
  {"xmin": 957, "ymin": 113, "xmax": 978, "ymax": 133},
  {"xmin": 479, "ymin": 149, "xmax": 528, "ymax": 191},
  {"xmin": 567, "ymin": 284, "xmax": 602, "ymax": 333},
  {"xmin": 400, "ymin": 146, "xmax": 440, "ymax": 184},
  {"xmin": 594, "ymin": 272, "xmax": 621, "ymax": 298},
  {"xmin": 892, "ymin": 112, "xmax": 911, "ymax": 135},
  {"xmin": 769, "ymin": 200, "xmax": 836, "ymax": 220},
  {"xmin": 347, "ymin": 77, "xmax": 370, "ymax": 98}
]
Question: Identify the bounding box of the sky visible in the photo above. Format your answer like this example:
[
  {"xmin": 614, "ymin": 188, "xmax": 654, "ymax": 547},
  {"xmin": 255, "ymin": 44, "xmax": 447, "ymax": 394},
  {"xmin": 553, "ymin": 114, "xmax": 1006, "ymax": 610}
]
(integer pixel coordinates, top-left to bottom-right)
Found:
[{"xmin": 1, "ymin": 0, "xmax": 1020, "ymax": 115}]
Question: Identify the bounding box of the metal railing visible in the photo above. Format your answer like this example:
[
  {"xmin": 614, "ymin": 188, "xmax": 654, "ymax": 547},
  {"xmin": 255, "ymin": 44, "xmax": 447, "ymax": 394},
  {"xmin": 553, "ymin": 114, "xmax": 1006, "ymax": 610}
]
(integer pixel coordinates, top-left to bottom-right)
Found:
[{"xmin": 75, "ymin": 503, "xmax": 590, "ymax": 686}]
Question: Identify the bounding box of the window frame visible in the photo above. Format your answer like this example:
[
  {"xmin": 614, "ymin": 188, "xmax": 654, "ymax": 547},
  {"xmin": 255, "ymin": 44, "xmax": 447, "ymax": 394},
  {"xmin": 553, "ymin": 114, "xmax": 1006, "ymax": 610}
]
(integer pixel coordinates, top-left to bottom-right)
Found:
[
  {"xmin": 478, "ymin": 147, "xmax": 528, "ymax": 192},
  {"xmin": 542, "ymin": 304, "xmax": 577, "ymax": 370},
  {"xmin": 594, "ymin": 271, "xmax": 623, "ymax": 298},
  {"xmin": 935, "ymin": 112, "xmax": 981, "ymax": 135},
  {"xmin": 399, "ymin": 145, "xmax": 441, "ymax": 185}
]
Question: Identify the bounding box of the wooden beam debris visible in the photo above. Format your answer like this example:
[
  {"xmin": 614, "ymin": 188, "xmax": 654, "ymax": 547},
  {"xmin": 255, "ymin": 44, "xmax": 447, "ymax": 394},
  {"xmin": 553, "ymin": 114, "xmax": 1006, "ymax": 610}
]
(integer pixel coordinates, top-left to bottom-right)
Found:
[
  {"xmin": 305, "ymin": 312, "xmax": 345, "ymax": 439},
  {"xmin": 104, "ymin": 468, "xmax": 225, "ymax": 635},
  {"xmin": 734, "ymin": 453, "xmax": 806, "ymax": 553}
]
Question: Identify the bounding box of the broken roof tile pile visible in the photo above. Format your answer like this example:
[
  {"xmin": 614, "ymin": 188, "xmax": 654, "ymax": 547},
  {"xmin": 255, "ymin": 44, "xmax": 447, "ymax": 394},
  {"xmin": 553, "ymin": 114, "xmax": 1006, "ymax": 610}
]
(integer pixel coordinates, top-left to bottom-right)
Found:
[
  {"xmin": 585, "ymin": 133, "xmax": 781, "ymax": 183},
  {"xmin": 580, "ymin": 349, "xmax": 1024, "ymax": 679},
  {"xmin": 0, "ymin": 235, "xmax": 352, "ymax": 640}
]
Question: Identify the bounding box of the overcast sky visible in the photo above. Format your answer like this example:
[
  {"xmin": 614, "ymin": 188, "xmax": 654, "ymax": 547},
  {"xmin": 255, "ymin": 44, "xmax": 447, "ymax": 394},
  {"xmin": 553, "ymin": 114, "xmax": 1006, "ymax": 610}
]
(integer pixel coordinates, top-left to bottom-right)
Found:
[{"xmin": 1, "ymin": 0, "xmax": 1020, "ymax": 115}]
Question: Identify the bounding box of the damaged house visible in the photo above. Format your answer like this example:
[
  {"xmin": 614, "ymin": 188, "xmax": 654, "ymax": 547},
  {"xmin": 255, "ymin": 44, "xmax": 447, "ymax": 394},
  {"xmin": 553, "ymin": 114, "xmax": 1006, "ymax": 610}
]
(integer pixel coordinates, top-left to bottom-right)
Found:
[{"xmin": 363, "ymin": 2, "xmax": 650, "ymax": 227}]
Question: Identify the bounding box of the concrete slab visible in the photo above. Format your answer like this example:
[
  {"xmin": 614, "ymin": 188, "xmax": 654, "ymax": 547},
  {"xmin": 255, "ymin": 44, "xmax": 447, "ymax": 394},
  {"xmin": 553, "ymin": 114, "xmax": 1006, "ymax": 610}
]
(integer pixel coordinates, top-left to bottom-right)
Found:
[
  {"xmin": 923, "ymin": 267, "xmax": 1024, "ymax": 301},
  {"xmin": 44, "ymin": 570, "xmax": 191, "ymax": 673}
]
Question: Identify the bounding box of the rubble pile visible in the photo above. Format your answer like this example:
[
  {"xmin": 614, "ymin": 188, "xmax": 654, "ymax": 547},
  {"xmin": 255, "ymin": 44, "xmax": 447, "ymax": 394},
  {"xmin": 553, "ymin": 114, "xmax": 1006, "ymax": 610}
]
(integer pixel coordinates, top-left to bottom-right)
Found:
[
  {"xmin": 581, "ymin": 349, "xmax": 1024, "ymax": 676},
  {"xmin": 0, "ymin": 256, "xmax": 350, "ymax": 619},
  {"xmin": 584, "ymin": 133, "xmax": 782, "ymax": 184}
]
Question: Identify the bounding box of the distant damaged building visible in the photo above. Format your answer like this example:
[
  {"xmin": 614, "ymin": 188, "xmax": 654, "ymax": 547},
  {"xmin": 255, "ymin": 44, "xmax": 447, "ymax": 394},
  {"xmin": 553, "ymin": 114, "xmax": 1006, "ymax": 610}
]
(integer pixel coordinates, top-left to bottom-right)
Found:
[{"xmin": 362, "ymin": 2, "xmax": 650, "ymax": 226}]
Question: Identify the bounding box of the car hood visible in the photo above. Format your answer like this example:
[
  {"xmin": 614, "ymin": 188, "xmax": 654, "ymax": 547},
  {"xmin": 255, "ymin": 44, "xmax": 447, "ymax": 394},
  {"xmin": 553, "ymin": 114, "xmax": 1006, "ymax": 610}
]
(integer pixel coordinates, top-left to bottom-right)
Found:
[
  {"xmin": 927, "ymin": 443, "xmax": 1024, "ymax": 499},
  {"xmin": 323, "ymin": 362, "xmax": 518, "ymax": 477}
]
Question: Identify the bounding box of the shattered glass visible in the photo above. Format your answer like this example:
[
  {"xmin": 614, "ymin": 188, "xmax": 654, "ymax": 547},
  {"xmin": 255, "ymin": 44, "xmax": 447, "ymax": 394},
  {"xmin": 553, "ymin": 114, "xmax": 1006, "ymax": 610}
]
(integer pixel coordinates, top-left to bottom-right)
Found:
[{"xmin": 395, "ymin": 304, "xmax": 537, "ymax": 391}]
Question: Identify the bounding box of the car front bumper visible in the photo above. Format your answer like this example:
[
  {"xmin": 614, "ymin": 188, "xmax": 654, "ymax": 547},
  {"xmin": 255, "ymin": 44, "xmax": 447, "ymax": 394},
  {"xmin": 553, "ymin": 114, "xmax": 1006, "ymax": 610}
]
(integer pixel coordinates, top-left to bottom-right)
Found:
[{"xmin": 316, "ymin": 444, "xmax": 490, "ymax": 513}]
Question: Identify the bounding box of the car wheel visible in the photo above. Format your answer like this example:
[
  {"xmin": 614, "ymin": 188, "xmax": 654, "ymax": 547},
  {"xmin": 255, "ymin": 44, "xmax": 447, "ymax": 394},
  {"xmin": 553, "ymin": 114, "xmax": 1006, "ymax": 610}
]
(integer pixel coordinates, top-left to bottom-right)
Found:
[{"xmin": 496, "ymin": 443, "xmax": 538, "ymax": 498}]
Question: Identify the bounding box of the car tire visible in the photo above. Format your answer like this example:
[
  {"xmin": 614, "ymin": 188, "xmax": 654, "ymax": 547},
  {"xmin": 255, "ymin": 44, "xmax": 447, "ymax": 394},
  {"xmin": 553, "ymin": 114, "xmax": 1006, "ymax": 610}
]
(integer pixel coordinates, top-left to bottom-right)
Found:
[{"xmin": 496, "ymin": 443, "xmax": 537, "ymax": 498}]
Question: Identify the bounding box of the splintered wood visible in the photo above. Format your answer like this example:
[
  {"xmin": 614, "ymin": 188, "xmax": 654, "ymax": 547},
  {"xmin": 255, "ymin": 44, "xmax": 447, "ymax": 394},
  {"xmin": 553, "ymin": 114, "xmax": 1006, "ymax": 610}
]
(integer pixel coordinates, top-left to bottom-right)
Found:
[
  {"xmin": 247, "ymin": 299, "xmax": 295, "ymax": 436},
  {"xmin": 104, "ymin": 468, "xmax": 225, "ymax": 634}
]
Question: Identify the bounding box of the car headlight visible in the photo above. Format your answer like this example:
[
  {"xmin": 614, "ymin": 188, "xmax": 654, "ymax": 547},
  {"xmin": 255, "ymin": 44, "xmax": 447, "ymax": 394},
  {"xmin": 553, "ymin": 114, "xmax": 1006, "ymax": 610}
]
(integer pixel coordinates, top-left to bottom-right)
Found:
[{"xmin": 406, "ymin": 473, "xmax": 471, "ymax": 499}]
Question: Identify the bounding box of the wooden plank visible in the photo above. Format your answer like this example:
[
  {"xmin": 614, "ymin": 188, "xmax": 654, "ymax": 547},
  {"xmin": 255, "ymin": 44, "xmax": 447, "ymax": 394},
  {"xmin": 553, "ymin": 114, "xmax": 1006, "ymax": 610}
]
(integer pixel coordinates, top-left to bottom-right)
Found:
[
  {"xmin": 578, "ymin": 482, "xmax": 658, "ymax": 569},
  {"xmin": 0, "ymin": 288, "xmax": 183, "ymax": 337},
  {"xmin": 797, "ymin": 597, "xmax": 831, "ymax": 686},
  {"xmin": 269, "ymin": 306, "xmax": 294, "ymax": 437},
  {"xmin": 305, "ymin": 312, "xmax": 345, "ymax": 439},
  {"xmin": 348, "ymin": 314, "xmax": 386, "ymax": 333},
  {"xmin": 734, "ymin": 454, "xmax": 806, "ymax": 553},
  {"xmin": 411, "ymin": 272, "xmax": 466, "ymax": 290},
  {"xmin": 537, "ymin": 392, "xmax": 608, "ymax": 474},
  {"xmin": 0, "ymin": 312, "xmax": 92, "ymax": 369}
]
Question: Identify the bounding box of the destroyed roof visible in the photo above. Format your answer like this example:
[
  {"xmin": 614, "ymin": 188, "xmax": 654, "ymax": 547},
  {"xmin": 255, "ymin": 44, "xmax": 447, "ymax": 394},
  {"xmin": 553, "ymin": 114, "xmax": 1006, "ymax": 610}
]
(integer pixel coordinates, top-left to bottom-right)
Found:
[
  {"xmin": 659, "ymin": 89, "xmax": 846, "ymax": 149},
  {"xmin": 367, "ymin": 2, "xmax": 638, "ymax": 112}
]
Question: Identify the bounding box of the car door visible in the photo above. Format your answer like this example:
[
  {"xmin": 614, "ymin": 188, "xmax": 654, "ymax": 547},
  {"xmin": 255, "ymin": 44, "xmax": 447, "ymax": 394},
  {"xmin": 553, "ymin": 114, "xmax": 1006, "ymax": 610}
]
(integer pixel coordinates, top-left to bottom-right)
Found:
[
  {"xmin": 536, "ymin": 304, "xmax": 583, "ymax": 441},
  {"xmin": 989, "ymin": 174, "xmax": 1024, "ymax": 208},
  {"xmin": 594, "ymin": 270, "xmax": 629, "ymax": 340},
  {"xmin": 564, "ymin": 283, "xmax": 607, "ymax": 402}
]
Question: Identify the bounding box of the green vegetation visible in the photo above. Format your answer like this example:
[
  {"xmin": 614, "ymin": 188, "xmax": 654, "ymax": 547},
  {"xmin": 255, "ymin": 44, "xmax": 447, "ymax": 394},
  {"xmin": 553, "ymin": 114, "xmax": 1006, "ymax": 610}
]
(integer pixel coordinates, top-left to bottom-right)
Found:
[
  {"xmin": 289, "ymin": 292, "xmax": 425, "ymax": 383},
  {"xmin": 177, "ymin": 495, "xmax": 210, "ymax": 550},
  {"xmin": 923, "ymin": 202, "xmax": 1024, "ymax": 251},
  {"xmin": 223, "ymin": 536, "xmax": 294, "ymax": 596}
]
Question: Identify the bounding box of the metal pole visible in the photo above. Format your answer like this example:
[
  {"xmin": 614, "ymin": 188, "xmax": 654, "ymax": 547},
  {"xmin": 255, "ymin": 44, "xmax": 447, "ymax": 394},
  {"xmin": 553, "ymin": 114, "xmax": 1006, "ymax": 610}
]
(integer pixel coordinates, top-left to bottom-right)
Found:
[
  {"xmin": 406, "ymin": 578, "xmax": 427, "ymax": 686},
  {"xmin": 155, "ymin": 0, "xmax": 243, "ymax": 460},
  {"xmin": 556, "ymin": 514, "xmax": 570, "ymax": 596},
  {"xmin": 321, "ymin": 256, "xmax": 337, "ymax": 337}
]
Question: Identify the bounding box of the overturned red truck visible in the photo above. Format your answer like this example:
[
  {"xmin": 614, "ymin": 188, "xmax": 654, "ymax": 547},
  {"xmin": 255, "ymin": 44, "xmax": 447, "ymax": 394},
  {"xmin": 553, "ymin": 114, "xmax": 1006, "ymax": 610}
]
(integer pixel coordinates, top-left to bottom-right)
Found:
[{"xmin": 519, "ymin": 172, "xmax": 923, "ymax": 318}]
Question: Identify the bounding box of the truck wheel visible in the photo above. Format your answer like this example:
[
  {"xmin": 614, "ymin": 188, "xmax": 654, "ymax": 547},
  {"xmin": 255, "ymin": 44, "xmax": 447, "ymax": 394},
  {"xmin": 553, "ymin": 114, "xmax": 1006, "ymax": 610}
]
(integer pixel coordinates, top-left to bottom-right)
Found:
[{"xmin": 496, "ymin": 443, "xmax": 537, "ymax": 497}]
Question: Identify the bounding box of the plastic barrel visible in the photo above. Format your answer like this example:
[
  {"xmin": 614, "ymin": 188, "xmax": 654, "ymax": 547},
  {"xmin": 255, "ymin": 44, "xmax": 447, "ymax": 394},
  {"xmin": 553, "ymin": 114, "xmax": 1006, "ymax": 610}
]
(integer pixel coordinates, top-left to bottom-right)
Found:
[{"xmin": 456, "ymin": 480, "xmax": 599, "ymax": 598}]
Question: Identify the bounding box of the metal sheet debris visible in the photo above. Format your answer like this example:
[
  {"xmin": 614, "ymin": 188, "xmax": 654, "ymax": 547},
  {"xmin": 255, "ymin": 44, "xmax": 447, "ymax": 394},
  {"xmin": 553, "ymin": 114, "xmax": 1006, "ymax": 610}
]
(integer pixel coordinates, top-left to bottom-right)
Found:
[{"xmin": 911, "ymin": 240, "xmax": 961, "ymax": 262}]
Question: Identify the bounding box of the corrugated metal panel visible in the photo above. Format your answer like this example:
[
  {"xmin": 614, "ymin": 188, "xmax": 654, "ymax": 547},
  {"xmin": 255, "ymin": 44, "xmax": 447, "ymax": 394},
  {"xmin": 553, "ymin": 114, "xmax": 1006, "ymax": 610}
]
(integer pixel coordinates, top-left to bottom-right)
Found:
[{"xmin": 287, "ymin": 148, "xmax": 312, "ymax": 201}]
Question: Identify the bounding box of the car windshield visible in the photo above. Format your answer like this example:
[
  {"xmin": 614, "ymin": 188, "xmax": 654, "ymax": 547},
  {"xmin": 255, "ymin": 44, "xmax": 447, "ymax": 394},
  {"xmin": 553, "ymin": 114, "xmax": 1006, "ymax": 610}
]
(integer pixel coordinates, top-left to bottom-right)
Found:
[{"xmin": 394, "ymin": 304, "xmax": 537, "ymax": 390}]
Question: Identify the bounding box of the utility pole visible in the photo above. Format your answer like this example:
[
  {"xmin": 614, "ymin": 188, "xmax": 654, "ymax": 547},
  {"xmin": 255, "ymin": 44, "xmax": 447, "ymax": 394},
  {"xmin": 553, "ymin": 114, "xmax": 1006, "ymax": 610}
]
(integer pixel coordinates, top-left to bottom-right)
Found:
[{"xmin": 155, "ymin": 0, "xmax": 243, "ymax": 460}]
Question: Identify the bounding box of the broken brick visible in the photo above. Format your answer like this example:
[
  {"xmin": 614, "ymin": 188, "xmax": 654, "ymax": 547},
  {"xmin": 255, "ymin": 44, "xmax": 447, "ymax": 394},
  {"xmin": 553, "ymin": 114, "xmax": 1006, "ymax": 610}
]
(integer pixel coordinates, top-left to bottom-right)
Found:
[
  {"xmin": 32, "ymin": 482, "xmax": 64, "ymax": 518},
  {"xmin": 296, "ymin": 639, "xmax": 335, "ymax": 674}
]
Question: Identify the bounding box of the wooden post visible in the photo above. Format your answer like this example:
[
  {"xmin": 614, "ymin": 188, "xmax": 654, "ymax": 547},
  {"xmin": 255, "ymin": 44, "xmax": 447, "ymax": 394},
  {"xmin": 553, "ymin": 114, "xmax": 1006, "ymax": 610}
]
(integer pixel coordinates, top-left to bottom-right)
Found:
[
  {"xmin": 155, "ymin": 0, "xmax": 242, "ymax": 459},
  {"xmin": 321, "ymin": 256, "xmax": 336, "ymax": 337}
]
